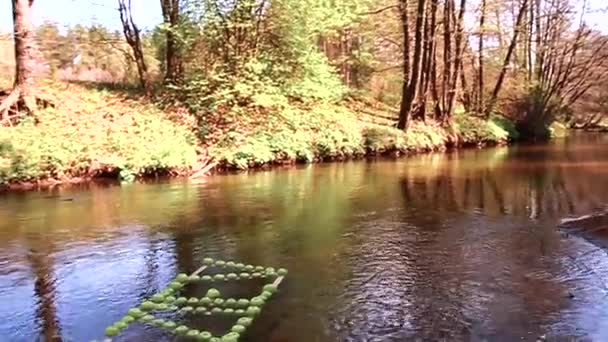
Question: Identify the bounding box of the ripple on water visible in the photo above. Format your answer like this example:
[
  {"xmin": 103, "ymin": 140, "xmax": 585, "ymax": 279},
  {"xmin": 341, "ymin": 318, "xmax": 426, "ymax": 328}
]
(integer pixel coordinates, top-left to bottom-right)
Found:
[
  {"xmin": 1, "ymin": 134, "xmax": 608, "ymax": 341},
  {"xmin": 328, "ymin": 212, "xmax": 608, "ymax": 341}
]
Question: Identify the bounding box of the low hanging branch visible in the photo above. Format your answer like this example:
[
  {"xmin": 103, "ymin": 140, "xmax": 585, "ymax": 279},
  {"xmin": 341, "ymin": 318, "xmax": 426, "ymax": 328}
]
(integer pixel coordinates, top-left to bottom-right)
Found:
[
  {"xmin": 485, "ymin": 0, "xmax": 529, "ymax": 116},
  {"xmin": 562, "ymin": 37, "xmax": 608, "ymax": 108},
  {"xmin": 358, "ymin": 5, "xmax": 400, "ymax": 16}
]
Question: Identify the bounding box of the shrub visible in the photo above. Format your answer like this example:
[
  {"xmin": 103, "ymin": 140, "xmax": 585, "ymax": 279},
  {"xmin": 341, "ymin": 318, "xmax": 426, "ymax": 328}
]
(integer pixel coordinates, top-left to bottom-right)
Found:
[
  {"xmin": 548, "ymin": 121, "xmax": 569, "ymax": 138},
  {"xmin": 454, "ymin": 113, "xmax": 515, "ymax": 144},
  {"xmin": 509, "ymin": 85, "xmax": 568, "ymax": 140},
  {"xmin": 285, "ymin": 50, "xmax": 347, "ymax": 101},
  {"xmin": 362, "ymin": 126, "xmax": 407, "ymax": 153},
  {"xmin": 213, "ymin": 102, "xmax": 365, "ymax": 168},
  {"xmin": 490, "ymin": 115, "xmax": 520, "ymax": 141}
]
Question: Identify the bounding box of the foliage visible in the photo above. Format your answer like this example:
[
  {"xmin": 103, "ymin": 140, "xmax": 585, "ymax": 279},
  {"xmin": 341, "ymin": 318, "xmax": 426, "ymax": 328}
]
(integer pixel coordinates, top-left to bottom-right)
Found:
[
  {"xmin": 489, "ymin": 115, "xmax": 520, "ymax": 141},
  {"xmin": 213, "ymin": 102, "xmax": 365, "ymax": 169},
  {"xmin": 149, "ymin": 0, "xmax": 374, "ymax": 172},
  {"xmin": 163, "ymin": 0, "xmax": 364, "ymax": 115},
  {"xmin": 362, "ymin": 126, "xmax": 408, "ymax": 152},
  {"xmin": 407, "ymin": 123, "xmax": 450, "ymax": 149},
  {"xmin": 548, "ymin": 121, "xmax": 569, "ymax": 138},
  {"xmin": 0, "ymin": 21, "xmax": 161, "ymax": 84},
  {"xmin": 10, "ymin": 0, "xmax": 594, "ymax": 187},
  {"xmin": 509, "ymin": 85, "xmax": 568, "ymax": 140},
  {"xmin": 454, "ymin": 113, "xmax": 515, "ymax": 144},
  {"xmin": 362, "ymin": 123, "xmax": 448, "ymax": 153},
  {"xmin": 285, "ymin": 49, "xmax": 347, "ymax": 100},
  {"xmin": 206, "ymin": 93, "xmax": 520, "ymax": 170}
]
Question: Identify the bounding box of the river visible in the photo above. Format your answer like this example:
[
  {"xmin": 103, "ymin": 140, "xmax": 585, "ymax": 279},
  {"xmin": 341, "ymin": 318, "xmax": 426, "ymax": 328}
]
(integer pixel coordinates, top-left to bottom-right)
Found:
[{"xmin": 1, "ymin": 133, "xmax": 608, "ymax": 341}]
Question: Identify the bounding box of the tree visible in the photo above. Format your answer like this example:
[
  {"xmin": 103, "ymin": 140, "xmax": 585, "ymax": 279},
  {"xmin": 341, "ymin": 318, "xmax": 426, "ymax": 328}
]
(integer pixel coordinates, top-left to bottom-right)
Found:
[
  {"xmin": 441, "ymin": 0, "xmax": 452, "ymax": 118},
  {"xmin": 397, "ymin": 0, "xmax": 427, "ymax": 130},
  {"xmin": 513, "ymin": 0, "xmax": 608, "ymax": 137},
  {"xmin": 477, "ymin": 0, "xmax": 486, "ymax": 114},
  {"xmin": 485, "ymin": 0, "xmax": 529, "ymax": 116},
  {"xmin": 413, "ymin": 0, "xmax": 439, "ymax": 121},
  {"xmin": 160, "ymin": 0, "xmax": 183, "ymax": 83},
  {"xmin": 445, "ymin": 0, "xmax": 467, "ymax": 122},
  {"xmin": 0, "ymin": 0, "xmax": 40, "ymax": 123},
  {"xmin": 118, "ymin": 0, "xmax": 151, "ymax": 92},
  {"xmin": 35, "ymin": 21, "xmax": 64, "ymax": 77}
]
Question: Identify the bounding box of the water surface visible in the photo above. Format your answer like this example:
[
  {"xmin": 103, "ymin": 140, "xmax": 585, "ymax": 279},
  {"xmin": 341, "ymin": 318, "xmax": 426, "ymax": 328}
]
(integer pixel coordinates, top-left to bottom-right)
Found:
[{"xmin": 1, "ymin": 133, "xmax": 608, "ymax": 341}]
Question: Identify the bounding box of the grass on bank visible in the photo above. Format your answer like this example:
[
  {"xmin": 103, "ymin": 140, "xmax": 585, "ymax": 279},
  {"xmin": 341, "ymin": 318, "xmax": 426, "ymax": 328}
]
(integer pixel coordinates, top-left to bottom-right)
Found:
[
  {"xmin": 0, "ymin": 82, "xmax": 197, "ymax": 184},
  {"xmin": 205, "ymin": 99, "xmax": 518, "ymax": 169},
  {"xmin": 0, "ymin": 81, "xmax": 518, "ymax": 184}
]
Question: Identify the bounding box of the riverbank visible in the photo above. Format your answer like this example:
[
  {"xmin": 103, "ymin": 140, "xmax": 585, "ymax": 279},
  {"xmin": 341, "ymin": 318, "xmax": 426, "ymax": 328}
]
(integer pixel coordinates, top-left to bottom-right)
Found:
[{"xmin": 0, "ymin": 81, "xmax": 520, "ymax": 191}]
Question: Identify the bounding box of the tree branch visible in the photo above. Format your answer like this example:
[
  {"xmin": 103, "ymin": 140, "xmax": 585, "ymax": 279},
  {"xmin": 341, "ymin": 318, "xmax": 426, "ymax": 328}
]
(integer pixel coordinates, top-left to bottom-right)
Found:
[{"xmin": 359, "ymin": 5, "xmax": 399, "ymax": 16}]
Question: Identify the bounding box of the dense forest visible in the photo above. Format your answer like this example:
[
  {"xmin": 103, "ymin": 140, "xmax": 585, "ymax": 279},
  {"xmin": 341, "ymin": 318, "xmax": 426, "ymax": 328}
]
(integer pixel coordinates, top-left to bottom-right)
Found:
[{"xmin": 0, "ymin": 0, "xmax": 607, "ymax": 185}]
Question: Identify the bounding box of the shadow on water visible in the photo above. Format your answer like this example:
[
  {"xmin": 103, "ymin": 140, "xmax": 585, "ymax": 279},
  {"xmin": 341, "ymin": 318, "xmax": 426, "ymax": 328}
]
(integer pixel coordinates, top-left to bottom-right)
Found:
[
  {"xmin": 28, "ymin": 236, "xmax": 62, "ymax": 341},
  {"xmin": 1, "ymin": 133, "xmax": 608, "ymax": 341}
]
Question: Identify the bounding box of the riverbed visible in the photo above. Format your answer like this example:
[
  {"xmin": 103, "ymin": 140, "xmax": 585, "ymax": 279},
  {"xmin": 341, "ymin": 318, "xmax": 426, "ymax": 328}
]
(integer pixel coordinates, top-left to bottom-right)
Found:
[{"xmin": 1, "ymin": 133, "xmax": 608, "ymax": 341}]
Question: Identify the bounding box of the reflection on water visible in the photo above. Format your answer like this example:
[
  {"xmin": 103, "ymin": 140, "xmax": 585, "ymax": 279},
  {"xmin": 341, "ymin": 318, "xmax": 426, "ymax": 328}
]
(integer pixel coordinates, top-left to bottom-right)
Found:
[{"xmin": 1, "ymin": 133, "xmax": 608, "ymax": 341}]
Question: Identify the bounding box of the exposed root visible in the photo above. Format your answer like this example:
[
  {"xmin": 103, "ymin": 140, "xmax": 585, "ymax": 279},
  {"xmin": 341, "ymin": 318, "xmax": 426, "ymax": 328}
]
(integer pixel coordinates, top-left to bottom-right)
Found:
[
  {"xmin": 189, "ymin": 158, "xmax": 218, "ymax": 180},
  {"xmin": 0, "ymin": 87, "xmax": 54, "ymax": 126},
  {"xmin": 0, "ymin": 89, "xmax": 21, "ymax": 124}
]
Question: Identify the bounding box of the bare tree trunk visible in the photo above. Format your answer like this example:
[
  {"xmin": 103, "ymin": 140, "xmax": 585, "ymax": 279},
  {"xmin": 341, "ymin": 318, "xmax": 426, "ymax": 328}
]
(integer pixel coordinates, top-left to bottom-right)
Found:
[
  {"xmin": 495, "ymin": 5, "xmax": 505, "ymax": 50},
  {"xmin": 441, "ymin": 0, "xmax": 452, "ymax": 116},
  {"xmin": 445, "ymin": 0, "xmax": 466, "ymax": 122},
  {"xmin": 416, "ymin": 0, "xmax": 440, "ymax": 121},
  {"xmin": 459, "ymin": 59, "xmax": 472, "ymax": 112},
  {"xmin": 342, "ymin": 29, "xmax": 353, "ymax": 87},
  {"xmin": 118, "ymin": 0, "xmax": 151, "ymax": 92},
  {"xmin": 527, "ymin": 0, "xmax": 534, "ymax": 82},
  {"xmin": 534, "ymin": 0, "xmax": 543, "ymax": 80},
  {"xmin": 401, "ymin": 0, "xmax": 411, "ymax": 86},
  {"xmin": 398, "ymin": 0, "xmax": 427, "ymax": 130},
  {"xmin": 0, "ymin": 0, "xmax": 39, "ymax": 122},
  {"xmin": 351, "ymin": 34, "xmax": 362, "ymax": 88},
  {"xmin": 160, "ymin": 0, "xmax": 183, "ymax": 83},
  {"xmin": 478, "ymin": 0, "xmax": 486, "ymax": 115},
  {"xmin": 460, "ymin": 43, "xmax": 477, "ymax": 112},
  {"xmin": 413, "ymin": 0, "xmax": 432, "ymax": 121},
  {"xmin": 427, "ymin": 0, "xmax": 441, "ymax": 119},
  {"xmin": 486, "ymin": 0, "xmax": 529, "ymax": 116},
  {"xmin": 397, "ymin": 0, "xmax": 411, "ymax": 129},
  {"xmin": 12, "ymin": 0, "xmax": 36, "ymax": 91},
  {"xmin": 431, "ymin": 50, "xmax": 442, "ymax": 119}
]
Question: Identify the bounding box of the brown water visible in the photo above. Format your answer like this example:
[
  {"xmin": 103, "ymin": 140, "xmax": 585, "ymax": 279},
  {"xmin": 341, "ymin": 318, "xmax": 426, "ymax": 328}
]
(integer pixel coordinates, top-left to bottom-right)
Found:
[{"xmin": 1, "ymin": 133, "xmax": 608, "ymax": 342}]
